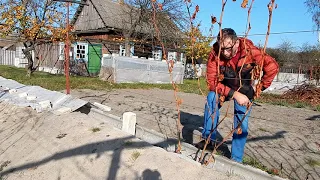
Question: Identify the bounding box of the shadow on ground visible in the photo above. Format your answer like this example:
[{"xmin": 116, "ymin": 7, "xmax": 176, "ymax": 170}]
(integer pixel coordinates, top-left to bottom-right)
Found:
[
  {"xmin": 306, "ymin": 115, "xmax": 320, "ymax": 121},
  {"xmin": 0, "ymin": 136, "xmax": 165, "ymax": 180}
]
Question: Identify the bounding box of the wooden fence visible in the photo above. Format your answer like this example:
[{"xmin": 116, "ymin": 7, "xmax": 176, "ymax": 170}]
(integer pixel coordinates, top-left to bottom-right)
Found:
[{"xmin": 0, "ymin": 49, "xmax": 16, "ymax": 66}]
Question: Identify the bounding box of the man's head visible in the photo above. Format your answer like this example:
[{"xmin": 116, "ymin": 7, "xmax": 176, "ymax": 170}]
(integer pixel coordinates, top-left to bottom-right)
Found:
[{"xmin": 217, "ymin": 28, "xmax": 240, "ymax": 60}]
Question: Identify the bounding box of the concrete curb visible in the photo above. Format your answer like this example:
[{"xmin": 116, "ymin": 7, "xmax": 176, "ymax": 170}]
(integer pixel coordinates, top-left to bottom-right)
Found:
[{"xmin": 88, "ymin": 107, "xmax": 287, "ymax": 180}]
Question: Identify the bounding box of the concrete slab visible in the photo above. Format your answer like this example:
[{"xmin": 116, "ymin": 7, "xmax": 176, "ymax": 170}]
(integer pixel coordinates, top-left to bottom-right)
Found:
[
  {"xmin": 93, "ymin": 102, "xmax": 111, "ymax": 111},
  {"xmin": 0, "ymin": 76, "xmax": 87, "ymax": 113}
]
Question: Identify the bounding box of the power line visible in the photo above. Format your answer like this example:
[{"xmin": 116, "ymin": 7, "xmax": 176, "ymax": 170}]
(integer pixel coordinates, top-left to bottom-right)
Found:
[
  {"xmin": 206, "ymin": 30, "xmax": 319, "ymax": 38},
  {"xmin": 241, "ymin": 30, "xmax": 319, "ymax": 37}
]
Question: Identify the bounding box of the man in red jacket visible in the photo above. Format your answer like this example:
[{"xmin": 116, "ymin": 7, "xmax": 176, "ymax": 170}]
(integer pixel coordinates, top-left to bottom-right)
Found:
[{"xmin": 197, "ymin": 28, "xmax": 279, "ymax": 163}]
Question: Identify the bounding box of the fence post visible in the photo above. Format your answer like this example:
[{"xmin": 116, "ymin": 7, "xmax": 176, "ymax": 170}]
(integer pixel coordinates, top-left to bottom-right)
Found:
[
  {"xmin": 12, "ymin": 50, "xmax": 15, "ymax": 65},
  {"xmin": 0, "ymin": 49, "xmax": 2, "ymax": 65},
  {"xmin": 4, "ymin": 50, "xmax": 6, "ymax": 65},
  {"xmin": 297, "ymin": 64, "xmax": 301, "ymax": 84},
  {"xmin": 113, "ymin": 57, "xmax": 117, "ymax": 83},
  {"xmin": 310, "ymin": 66, "xmax": 313, "ymax": 81},
  {"xmin": 122, "ymin": 112, "xmax": 136, "ymax": 135},
  {"xmin": 147, "ymin": 60, "xmax": 151, "ymax": 82}
]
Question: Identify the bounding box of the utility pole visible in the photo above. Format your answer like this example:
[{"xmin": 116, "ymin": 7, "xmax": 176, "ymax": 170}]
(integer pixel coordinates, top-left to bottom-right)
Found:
[
  {"xmin": 66, "ymin": 2, "xmax": 70, "ymax": 94},
  {"xmin": 52, "ymin": 0, "xmax": 88, "ymax": 94}
]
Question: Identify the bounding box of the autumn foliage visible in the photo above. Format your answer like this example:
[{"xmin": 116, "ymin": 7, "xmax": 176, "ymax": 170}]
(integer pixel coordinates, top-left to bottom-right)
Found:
[
  {"xmin": 184, "ymin": 26, "xmax": 213, "ymax": 63},
  {"xmin": 0, "ymin": 0, "xmax": 73, "ymax": 76},
  {"xmin": 0, "ymin": 0, "xmax": 68, "ymax": 41}
]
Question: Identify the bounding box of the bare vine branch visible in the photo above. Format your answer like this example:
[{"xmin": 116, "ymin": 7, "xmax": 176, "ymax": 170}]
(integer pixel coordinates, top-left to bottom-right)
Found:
[
  {"xmin": 199, "ymin": 0, "xmax": 228, "ymax": 163},
  {"xmin": 255, "ymin": 0, "xmax": 276, "ymax": 98},
  {"xmin": 151, "ymin": 0, "xmax": 183, "ymax": 153}
]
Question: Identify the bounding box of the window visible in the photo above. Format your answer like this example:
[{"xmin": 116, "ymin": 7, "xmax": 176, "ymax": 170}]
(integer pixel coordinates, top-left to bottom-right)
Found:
[
  {"xmin": 76, "ymin": 44, "xmax": 86, "ymax": 59},
  {"xmin": 59, "ymin": 42, "xmax": 65, "ymax": 60},
  {"xmin": 119, "ymin": 45, "xmax": 126, "ymax": 56},
  {"xmin": 153, "ymin": 50, "xmax": 162, "ymax": 61}
]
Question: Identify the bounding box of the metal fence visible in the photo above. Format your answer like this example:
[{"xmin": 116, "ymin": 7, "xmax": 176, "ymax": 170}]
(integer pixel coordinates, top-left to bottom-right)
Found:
[
  {"xmin": 0, "ymin": 49, "xmax": 16, "ymax": 66},
  {"xmin": 101, "ymin": 56, "xmax": 185, "ymax": 84}
]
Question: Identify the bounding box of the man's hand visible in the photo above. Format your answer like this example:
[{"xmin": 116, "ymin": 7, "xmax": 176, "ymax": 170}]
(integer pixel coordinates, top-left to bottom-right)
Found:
[{"xmin": 233, "ymin": 91, "xmax": 250, "ymax": 106}]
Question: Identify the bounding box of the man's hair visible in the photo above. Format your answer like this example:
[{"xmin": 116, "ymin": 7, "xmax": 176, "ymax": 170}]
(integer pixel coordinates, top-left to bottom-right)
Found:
[{"xmin": 217, "ymin": 28, "xmax": 238, "ymax": 42}]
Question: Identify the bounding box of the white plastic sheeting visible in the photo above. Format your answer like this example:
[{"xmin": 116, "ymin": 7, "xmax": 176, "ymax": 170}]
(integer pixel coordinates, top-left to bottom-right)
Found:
[
  {"xmin": 274, "ymin": 73, "xmax": 308, "ymax": 83},
  {"xmin": 102, "ymin": 56, "xmax": 185, "ymax": 84},
  {"xmin": 0, "ymin": 76, "xmax": 87, "ymax": 114},
  {"xmin": 263, "ymin": 81, "xmax": 307, "ymax": 95}
]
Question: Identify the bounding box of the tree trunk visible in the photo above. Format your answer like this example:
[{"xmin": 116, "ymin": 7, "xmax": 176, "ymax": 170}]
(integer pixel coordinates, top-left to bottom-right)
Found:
[
  {"xmin": 124, "ymin": 37, "xmax": 131, "ymax": 57},
  {"xmin": 23, "ymin": 42, "xmax": 34, "ymax": 77}
]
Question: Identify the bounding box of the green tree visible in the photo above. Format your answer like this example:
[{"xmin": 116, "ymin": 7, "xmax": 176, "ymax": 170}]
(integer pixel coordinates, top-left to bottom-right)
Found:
[{"xmin": 184, "ymin": 27, "xmax": 213, "ymax": 64}]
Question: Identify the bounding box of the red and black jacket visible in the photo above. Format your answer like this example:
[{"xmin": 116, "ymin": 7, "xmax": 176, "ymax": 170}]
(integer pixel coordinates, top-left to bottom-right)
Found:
[{"xmin": 206, "ymin": 38, "xmax": 279, "ymax": 99}]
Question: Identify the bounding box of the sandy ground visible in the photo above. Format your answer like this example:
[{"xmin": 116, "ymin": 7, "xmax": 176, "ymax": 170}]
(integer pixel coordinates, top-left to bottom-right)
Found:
[
  {"xmin": 70, "ymin": 88, "xmax": 320, "ymax": 180},
  {"xmin": 0, "ymin": 101, "xmax": 243, "ymax": 180}
]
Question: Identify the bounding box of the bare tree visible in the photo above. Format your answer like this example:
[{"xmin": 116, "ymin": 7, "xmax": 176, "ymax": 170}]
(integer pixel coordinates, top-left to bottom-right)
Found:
[
  {"xmin": 298, "ymin": 42, "xmax": 320, "ymax": 65},
  {"xmin": 266, "ymin": 47, "xmax": 281, "ymax": 66},
  {"xmin": 277, "ymin": 39, "xmax": 296, "ymax": 67},
  {"xmin": 305, "ymin": 0, "xmax": 320, "ymax": 29},
  {"xmin": 297, "ymin": 42, "xmax": 320, "ymax": 84},
  {"xmin": 118, "ymin": 0, "xmax": 187, "ymax": 57}
]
